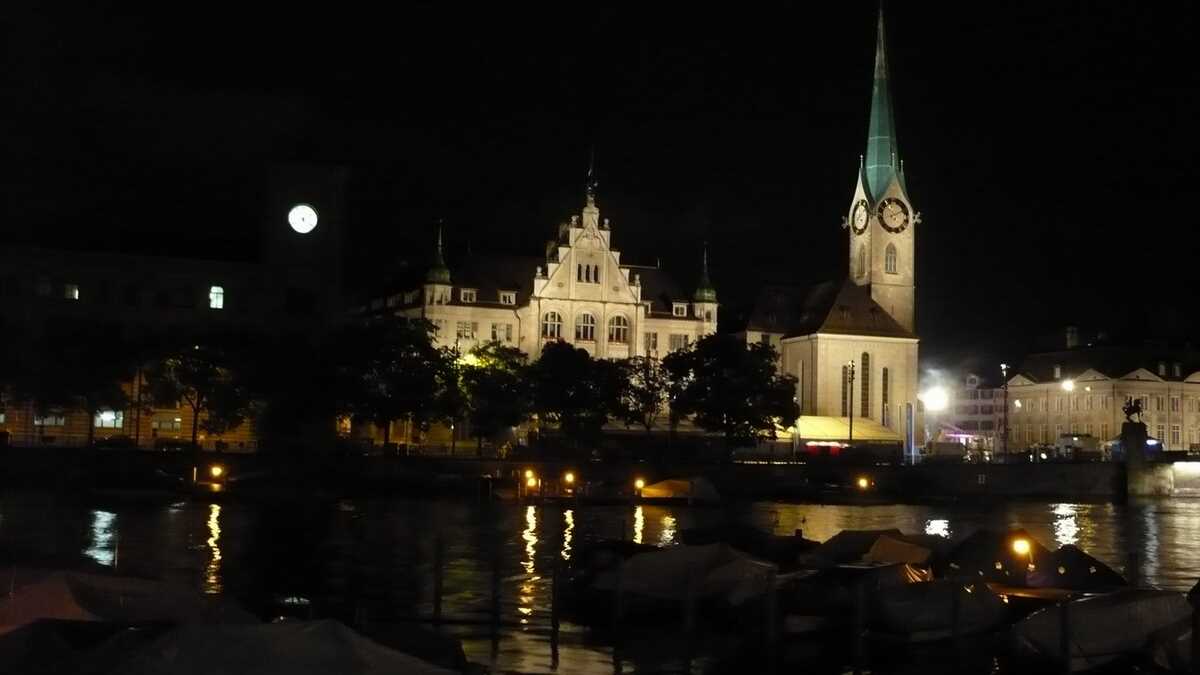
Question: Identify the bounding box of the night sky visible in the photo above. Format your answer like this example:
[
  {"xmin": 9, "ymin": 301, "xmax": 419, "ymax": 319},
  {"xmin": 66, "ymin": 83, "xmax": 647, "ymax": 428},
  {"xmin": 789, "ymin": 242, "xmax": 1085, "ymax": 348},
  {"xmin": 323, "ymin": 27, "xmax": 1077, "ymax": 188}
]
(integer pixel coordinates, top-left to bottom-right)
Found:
[{"xmin": 2, "ymin": 3, "xmax": 1196, "ymax": 372}]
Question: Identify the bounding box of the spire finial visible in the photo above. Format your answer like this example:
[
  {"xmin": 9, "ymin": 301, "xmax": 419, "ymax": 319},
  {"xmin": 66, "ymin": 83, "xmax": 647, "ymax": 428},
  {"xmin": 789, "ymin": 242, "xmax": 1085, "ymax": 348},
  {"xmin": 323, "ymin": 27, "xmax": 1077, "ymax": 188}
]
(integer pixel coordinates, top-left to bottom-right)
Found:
[
  {"xmin": 585, "ymin": 148, "xmax": 598, "ymax": 206},
  {"xmin": 426, "ymin": 218, "xmax": 451, "ymax": 284},
  {"xmin": 694, "ymin": 241, "xmax": 717, "ymax": 303}
]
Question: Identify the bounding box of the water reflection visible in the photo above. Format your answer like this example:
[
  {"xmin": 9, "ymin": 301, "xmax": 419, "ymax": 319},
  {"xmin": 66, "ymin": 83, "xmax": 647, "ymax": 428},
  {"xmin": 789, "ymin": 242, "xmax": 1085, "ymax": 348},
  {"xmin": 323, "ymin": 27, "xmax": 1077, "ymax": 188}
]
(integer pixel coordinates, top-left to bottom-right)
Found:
[
  {"xmin": 519, "ymin": 506, "xmax": 538, "ymax": 625},
  {"xmin": 660, "ymin": 513, "xmax": 677, "ymax": 546},
  {"xmin": 1051, "ymin": 503, "xmax": 1079, "ymax": 546},
  {"xmin": 632, "ymin": 505, "xmax": 644, "ymax": 544},
  {"xmin": 562, "ymin": 509, "xmax": 574, "ymax": 561},
  {"xmin": 84, "ymin": 510, "xmax": 117, "ymax": 567},
  {"xmin": 924, "ymin": 518, "xmax": 950, "ymax": 538},
  {"xmin": 204, "ymin": 504, "xmax": 222, "ymax": 594}
]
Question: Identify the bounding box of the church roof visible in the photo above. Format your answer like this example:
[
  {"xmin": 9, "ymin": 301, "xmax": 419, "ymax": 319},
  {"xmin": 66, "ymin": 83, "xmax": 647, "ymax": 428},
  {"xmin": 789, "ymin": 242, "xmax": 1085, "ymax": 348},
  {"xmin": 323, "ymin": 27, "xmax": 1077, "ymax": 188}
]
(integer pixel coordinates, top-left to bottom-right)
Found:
[
  {"xmin": 744, "ymin": 279, "xmax": 914, "ymax": 339},
  {"xmin": 864, "ymin": 9, "xmax": 901, "ymax": 202},
  {"xmin": 1014, "ymin": 345, "xmax": 1200, "ymax": 384}
]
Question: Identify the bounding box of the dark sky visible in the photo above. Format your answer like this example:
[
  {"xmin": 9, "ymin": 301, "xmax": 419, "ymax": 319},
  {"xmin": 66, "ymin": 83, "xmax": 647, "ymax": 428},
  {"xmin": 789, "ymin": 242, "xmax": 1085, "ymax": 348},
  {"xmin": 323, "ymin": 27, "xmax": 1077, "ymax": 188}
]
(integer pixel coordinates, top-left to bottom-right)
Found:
[{"xmin": 2, "ymin": 3, "xmax": 1196, "ymax": 370}]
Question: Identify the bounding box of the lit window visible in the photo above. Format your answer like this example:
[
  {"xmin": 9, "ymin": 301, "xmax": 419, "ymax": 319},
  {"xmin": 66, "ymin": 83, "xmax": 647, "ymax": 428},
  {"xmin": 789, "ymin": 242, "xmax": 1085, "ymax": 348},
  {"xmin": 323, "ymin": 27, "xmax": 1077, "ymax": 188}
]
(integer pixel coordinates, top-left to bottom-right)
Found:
[
  {"xmin": 94, "ymin": 410, "xmax": 124, "ymax": 429},
  {"xmin": 151, "ymin": 417, "xmax": 183, "ymax": 432},
  {"xmin": 460, "ymin": 289, "xmax": 477, "ymax": 303},
  {"xmin": 1053, "ymin": 365, "xmax": 1061, "ymax": 379},
  {"xmin": 64, "ymin": 284, "xmax": 79, "ymax": 300},
  {"xmin": 456, "ymin": 321, "xmax": 478, "ymax": 339},
  {"xmin": 1158, "ymin": 362, "xmax": 1167, "ymax": 377},
  {"xmin": 608, "ymin": 315, "xmax": 629, "ymax": 343},
  {"xmin": 542, "ymin": 312, "xmax": 562, "ymax": 339},
  {"xmin": 34, "ymin": 414, "xmax": 66, "ymax": 427},
  {"xmin": 499, "ymin": 291, "xmax": 516, "ymax": 305},
  {"xmin": 669, "ymin": 333, "xmax": 689, "ymax": 352},
  {"xmin": 673, "ymin": 303, "xmax": 687, "ymax": 317},
  {"xmin": 644, "ymin": 332, "xmax": 658, "ymax": 354},
  {"xmin": 208, "ymin": 285, "xmax": 224, "ymax": 309},
  {"xmin": 884, "ymin": 244, "xmax": 897, "ymax": 274},
  {"xmin": 575, "ymin": 313, "xmax": 596, "ymax": 341},
  {"xmin": 491, "ymin": 323, "xmax": 513, "ymax": 342}
]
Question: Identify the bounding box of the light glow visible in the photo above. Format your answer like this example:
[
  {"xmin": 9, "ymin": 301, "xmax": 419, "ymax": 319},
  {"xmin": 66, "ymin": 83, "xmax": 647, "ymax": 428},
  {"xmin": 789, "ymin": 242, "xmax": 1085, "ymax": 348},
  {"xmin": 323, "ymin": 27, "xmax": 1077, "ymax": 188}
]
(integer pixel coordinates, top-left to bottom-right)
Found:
[
  {"xmin": 526, "ymin": 476, "xmax": 537, "ymax": 488},
  {"xmin": 1011, "ymin": 538, "xmax": 1031, "ymax": 556},
  {"xmin": 919, "ymin": 386, "xmax": 949, "ymax": 412},
  {"xmin": 634, "ymin": 478, "xmax": 645, "ymax": 490},
  {"xmin": 856, "ymin": 476, "xmax": 870, "ymax": 490},
  {"xmin": 287, "ymin": 204, "xmax": 318, "ymax": 234},
  {"xmin": 209, "ymin": 465, "xmax": 224, "ymax": 478},
  {"xmin": 1061, "ymin": 379, "xmax": 1075, "ymax": 392},
  {"xmin": 564, "ymin": 471, "xmax": 575, "ymax": 484}
]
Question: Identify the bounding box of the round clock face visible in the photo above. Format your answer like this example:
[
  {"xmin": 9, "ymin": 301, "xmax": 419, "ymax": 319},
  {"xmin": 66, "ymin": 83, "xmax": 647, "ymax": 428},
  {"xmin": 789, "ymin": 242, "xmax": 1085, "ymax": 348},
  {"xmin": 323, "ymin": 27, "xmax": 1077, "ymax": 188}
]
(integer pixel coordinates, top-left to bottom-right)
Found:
[
  {"xmin": 850, "ymin": 199, "xmax": 870, "ymax": 235},
  {"xmin": 287, "ymin": 204, "xmax": 318, "ymax": 234},
  {"xmin": 877, "ymin": 197, "xmax": 910, "ymax": 233}
]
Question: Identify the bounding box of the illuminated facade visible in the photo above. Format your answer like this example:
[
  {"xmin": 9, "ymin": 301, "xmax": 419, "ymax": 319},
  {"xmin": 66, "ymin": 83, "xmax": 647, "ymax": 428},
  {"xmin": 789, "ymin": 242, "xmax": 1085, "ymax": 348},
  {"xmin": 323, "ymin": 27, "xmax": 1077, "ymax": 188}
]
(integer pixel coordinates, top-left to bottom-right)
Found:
[
  {"xmin": 1007, "ymin": 335, "xmax": 1200, "ymax": 452},
  {"xmin": 741, "ymin": 11, "xmax": 919, "ymax": 447},
  {"xmin": 361, "ymin": 181, "xmax": 717, "ymax": 361}
]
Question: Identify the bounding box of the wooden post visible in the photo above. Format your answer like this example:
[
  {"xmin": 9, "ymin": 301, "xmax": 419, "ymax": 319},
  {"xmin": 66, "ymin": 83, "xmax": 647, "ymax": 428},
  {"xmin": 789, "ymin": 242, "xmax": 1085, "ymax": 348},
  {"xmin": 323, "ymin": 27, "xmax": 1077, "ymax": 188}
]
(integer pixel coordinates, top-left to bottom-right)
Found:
[
  {"xmin": 1190, "ymin": 604, "xmax": 1199, "ymax": 675},
  {"xmin": 551, "ymin": 559, "xmax": 560, "ymax": 665},
  {"xmin": 1059, "ymin": 596, "xmax": 1072, "ymax": 675},
  {"xmin": 853, "ymin": 581, "xmax": 867, "ymax": 675},
  {"xmin": 765, "ymin": 568, "xmax": 778, "ymax": 675},
  {"xmin": 433, "ymin": 533, "xmax": 444, "ymax": 626}
]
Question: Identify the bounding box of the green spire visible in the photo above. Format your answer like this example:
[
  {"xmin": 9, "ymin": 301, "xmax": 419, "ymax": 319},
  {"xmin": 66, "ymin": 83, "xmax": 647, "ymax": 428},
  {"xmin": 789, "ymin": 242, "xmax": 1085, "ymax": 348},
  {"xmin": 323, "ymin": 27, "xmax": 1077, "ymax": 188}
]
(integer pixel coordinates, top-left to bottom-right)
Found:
[
  {"xmin": 864, "ymin": 8, "xmax": 899, "ymax": 202},
  {"xmin": 426, "ymin": 220, "xmax": 451, "ymax": 284},
  {"xmin": 693, "ymin": 243, "xmax": 717, "ymax": 302}
]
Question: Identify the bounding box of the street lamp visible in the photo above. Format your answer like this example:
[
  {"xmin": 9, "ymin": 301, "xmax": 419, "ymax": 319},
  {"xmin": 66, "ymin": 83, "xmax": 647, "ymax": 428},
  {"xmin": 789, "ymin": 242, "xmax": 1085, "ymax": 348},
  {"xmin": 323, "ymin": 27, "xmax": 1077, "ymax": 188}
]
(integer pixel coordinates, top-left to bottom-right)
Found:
[
  {"xmin": 846, "ymin": 360, "xmax": 856, "ymax": 445},
  {"xmin": 1000, "ymin": 363, "xmax": 1010, "ymax": 458},
  {"xmin": 1061, "ymin": 379, "xmax": 1075, "ymax": 454}
]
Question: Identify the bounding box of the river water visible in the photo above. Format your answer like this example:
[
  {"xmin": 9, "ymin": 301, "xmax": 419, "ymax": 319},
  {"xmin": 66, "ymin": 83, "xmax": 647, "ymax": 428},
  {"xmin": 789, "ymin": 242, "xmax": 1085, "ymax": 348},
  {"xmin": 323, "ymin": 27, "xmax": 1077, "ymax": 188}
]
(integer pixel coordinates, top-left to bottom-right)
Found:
[{"xmin": 2, "ymin": 491, "xmax": 1199, "ymax": 673}]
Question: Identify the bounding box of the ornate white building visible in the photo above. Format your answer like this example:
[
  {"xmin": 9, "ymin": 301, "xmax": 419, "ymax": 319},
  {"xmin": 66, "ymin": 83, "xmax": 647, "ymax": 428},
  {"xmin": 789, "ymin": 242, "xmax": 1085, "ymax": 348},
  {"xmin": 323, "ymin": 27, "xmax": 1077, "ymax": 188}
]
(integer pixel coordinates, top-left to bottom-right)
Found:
[
  {"xmin": 367, "ymin": 178, "xmax": 717, "ymax": 360},
  {"xmin": 741, "ymin": 11, "xmax": 920, "ymax": 450}
]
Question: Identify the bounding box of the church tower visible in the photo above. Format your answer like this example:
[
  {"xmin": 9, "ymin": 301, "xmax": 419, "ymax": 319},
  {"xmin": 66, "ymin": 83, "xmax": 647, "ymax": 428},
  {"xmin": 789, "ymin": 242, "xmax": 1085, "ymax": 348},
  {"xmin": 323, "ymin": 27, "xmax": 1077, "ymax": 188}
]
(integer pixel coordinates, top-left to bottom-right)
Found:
[{"xmin": 845, "ymin": 9, "xmax": 917, "ymax": 333}]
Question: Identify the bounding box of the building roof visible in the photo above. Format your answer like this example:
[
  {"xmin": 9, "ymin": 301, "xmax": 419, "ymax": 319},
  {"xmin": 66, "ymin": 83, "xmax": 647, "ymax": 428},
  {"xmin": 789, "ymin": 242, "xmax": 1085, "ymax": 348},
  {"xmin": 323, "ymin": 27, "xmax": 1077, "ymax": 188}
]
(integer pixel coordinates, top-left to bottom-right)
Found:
[
  {"xmin": 745, "ymin": 279, "xmax": 914, "ymax": 339},
  {"xmin": 791, "ymin": 415, "xmax": 902, "ymax": 443},
  {"xmin": 1015, "ymin": 345, "xmax": 1200, "ymax": 383},
  {"xmin": 864, "ymin": 9, "xmax": 902, "ymax": 202}
]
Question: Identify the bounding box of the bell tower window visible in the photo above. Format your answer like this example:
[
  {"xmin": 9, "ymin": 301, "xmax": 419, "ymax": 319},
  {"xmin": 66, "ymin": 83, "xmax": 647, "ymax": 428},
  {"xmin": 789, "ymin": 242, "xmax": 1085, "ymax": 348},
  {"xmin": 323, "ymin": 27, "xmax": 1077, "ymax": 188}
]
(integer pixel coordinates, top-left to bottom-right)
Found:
[
  {"xmin": 884, "ymin": 244, "xmax": 897, "ymax": 274},
  {"xmin": 856, "ymin": 244, "xmax": 867, "ymax": 278}
]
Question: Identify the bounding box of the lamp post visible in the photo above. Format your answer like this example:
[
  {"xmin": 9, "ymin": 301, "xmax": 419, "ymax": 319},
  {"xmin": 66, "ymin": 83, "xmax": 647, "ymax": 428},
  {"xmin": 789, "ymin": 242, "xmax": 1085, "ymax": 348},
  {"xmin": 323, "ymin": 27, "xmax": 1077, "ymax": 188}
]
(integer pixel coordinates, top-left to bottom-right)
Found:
[
  {"xmin": 1061, "ymin": 379, "xmax": 1075, "ymax": 456},
  {"xmin": 1000, "ymin": 363, "xmax": 1010, "ymax": 459},
  {"xmin": 846, "ymin": 360, "xmax": 856, "ymax": 445}
]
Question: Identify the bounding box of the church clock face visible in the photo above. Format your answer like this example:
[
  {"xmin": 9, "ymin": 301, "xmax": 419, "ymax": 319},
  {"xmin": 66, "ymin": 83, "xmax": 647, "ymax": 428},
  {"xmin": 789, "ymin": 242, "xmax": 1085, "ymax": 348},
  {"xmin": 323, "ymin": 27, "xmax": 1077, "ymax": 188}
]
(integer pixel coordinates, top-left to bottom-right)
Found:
[
  {"xmin": 287, "ymin": 204, "xmax": 318, "ymax": 234},
  {"xmin": 850, "ymin": 199, "xmax": 869, "ymax": 235},
  {"xmin": 877, "ymin": 198, "xmax": 910, "ymax": 233}
]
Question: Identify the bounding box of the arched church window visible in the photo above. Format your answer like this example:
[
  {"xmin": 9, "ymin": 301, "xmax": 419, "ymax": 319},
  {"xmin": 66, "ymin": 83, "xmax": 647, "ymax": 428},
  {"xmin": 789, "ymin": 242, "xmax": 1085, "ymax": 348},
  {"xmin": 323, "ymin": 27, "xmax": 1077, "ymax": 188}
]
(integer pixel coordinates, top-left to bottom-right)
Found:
[
  {"xmin": 881, "ymin": 367, "xmax": 890, "ymax": 426},
  {"xmin": 585, "ymin": 265, "xmax": 591, "ymax": 283},
  {"xmin": 857, "ymin": 244, "xmax": 867, "ymax": 278},
  {"xmin": 885, "ymin": 244, "xmax": 898, "ymax": 274},
  {"xmin": 575, "ymin": 313, "xmax": 596, "ymax": 341},
  {"xmin": 841, "ymin": 365, "xmax": 850, "ymax": 416},
  {"xmin": 593, "ymin": 265, "xmax": 601, "ymax": 284},
  {"xmin": 608, "ymin": 315, "xmax": 629, "ymax": 343},
  {"xmin": 577, "ymin": 265, "xmax": 583, "ymax": 282},
  {"xmin": 861, "ymin": 352, "xmax": 871, "ymax": 418},
  {"xmin": 542, "ymin": 311, "xmax": 562, "ymax": 339}
]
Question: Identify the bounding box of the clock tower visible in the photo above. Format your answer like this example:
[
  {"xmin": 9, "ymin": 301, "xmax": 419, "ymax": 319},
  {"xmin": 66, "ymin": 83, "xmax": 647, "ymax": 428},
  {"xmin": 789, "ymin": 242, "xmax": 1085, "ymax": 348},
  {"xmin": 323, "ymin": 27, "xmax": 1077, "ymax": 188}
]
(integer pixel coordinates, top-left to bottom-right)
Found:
[{"xmin": 845, "ymin": 9, "xmax": 916, "ymax": 334}]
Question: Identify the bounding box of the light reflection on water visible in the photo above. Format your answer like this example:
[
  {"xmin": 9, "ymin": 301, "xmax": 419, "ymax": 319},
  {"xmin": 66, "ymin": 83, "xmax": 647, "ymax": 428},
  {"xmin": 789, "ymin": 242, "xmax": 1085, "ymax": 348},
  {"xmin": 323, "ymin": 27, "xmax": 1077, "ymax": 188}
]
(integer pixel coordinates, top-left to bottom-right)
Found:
[
  {"xmin": 204, "ymin": 504, "xmax": 222, "ymax": 594},
  {"xmin": 6, "ymin": 495, "xmax": 1200, "ymax": 674},
  {"xmin": 83, "ymin": 510, "xmax": 117, "ymax": 567}
]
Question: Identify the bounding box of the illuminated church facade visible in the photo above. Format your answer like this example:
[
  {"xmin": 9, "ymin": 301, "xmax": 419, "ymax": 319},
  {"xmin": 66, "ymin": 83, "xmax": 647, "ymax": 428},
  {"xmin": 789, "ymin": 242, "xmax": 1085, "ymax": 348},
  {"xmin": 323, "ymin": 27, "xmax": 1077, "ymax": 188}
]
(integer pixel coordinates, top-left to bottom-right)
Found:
[{"xmin": 740, "ymin": 11, "xmax": 920, "ymax": 450}]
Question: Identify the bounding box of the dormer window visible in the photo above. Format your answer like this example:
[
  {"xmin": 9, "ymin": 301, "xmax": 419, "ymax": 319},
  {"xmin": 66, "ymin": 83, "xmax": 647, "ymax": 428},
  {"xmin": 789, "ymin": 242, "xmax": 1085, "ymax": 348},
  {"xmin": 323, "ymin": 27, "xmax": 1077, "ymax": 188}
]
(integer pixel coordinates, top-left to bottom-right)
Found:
[
  {"xmin": 499, "ymin": 291, "xmax": 516, "ymax": 305},
  {"xmin": 1053, "ymin": 364, "xmax": 1062, "ymax": 379},
  {"xmin": 1174, "ymin": 363, "xmax": 1183, "ymax": 378},
  {"xmin": 208, "ymin": 285, "xmax": 225, "ymax": 309},
  {"xmin": 673, "ymin": 303, "xmax": 687, "ymax": 317},
  {"xmin": 1158, "ymin": 362, "xmax": 1167, "ymax": 377},
  {"xmin": 460, "ymin": 289, "xmax": 477, "ymax": 303}
]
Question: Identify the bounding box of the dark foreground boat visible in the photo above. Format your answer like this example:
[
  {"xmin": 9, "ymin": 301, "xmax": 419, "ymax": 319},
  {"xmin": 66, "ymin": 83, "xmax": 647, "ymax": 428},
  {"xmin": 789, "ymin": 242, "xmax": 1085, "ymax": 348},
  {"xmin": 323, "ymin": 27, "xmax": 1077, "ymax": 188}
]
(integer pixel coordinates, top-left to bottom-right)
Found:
[
  {"xmin": 1013, "ymin": 588, "xmax": 1191, "ymax": 672},
  {"xmin": 871, "ymin": 579, "xmax": 1008, "ymax": 642}
]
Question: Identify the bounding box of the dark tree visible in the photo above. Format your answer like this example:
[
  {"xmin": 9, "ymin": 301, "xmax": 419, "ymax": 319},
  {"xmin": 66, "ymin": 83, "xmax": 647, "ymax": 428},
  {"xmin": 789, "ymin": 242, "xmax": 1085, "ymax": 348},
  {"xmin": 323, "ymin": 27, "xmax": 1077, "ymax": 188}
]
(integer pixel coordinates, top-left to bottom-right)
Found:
[
  {"xmin": 529, "ymin": 340, "xmax": 612, "ymax": 450},
  {"xmin": 663, "ymin": 333, "xmax": 799, "ymax": 456},
  {"xmin": 143, "ymin": 343, "xmax": 252, "ymax": 450},
  {"xmin": 18, "ymin": 319, "xmax": 135, "ymax": 446},
  {"xmin": 615, "ymin": 356, "xmax": 671, "ymax": 435},
  {"xmin": 333, "ymin": 319, "xmax": 447, "ymax": 445},
  {"xmin": 460, "ymin": 341, "xmax": 531, "ymax": 454}
]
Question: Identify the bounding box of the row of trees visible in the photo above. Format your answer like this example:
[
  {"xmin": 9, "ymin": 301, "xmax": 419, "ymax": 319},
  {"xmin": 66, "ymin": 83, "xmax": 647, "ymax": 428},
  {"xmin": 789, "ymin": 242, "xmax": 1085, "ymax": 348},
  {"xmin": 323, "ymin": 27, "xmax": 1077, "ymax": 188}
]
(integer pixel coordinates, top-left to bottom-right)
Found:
[
  {"xmin": 333, "ymin": 321, "xmax": 800, "ymax": 454},
  {"xmin": 0, "ymin": 316, "xmax": 799, "ymax": 455}
]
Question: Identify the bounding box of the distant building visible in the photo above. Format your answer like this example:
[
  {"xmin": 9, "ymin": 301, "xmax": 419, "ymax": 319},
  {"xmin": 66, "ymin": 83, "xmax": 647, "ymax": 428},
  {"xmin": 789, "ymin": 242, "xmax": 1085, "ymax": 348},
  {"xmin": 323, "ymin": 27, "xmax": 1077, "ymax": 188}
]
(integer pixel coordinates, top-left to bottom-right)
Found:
[
  {"xmin": 359, "ymin": 182, "xmax": 717, "ymax": 362},
  {"xmin": 922, "ymin": 373, "xmax": 1003, "ymax": 452},
  {"xmin": 1006, "ymin": 327, "xmax": 1200, "ymax": 452},
  {"xmin": 0, "ymin": 164, "xmax": 348, "ymax": 449},
  {"xmin": 739, "ymin": 11, "xmax": 920, "ymax": 451}
]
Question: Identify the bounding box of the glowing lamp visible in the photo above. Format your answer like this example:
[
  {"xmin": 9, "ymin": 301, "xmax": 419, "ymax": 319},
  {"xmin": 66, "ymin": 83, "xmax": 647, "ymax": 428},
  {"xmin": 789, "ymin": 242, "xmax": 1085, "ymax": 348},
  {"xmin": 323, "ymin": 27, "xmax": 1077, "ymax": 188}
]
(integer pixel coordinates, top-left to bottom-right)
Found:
[
  {"xmin": 209, "ymin": 465, "xmax": 224, "ymax": 479},
  {"xmin": 564, "ymin": 472, "xmax": 575, "ymax": 484},
  {"xmin": 1011, "ymin": 538, "xmax": 1031, "ymax": 556},
  {"xmin": 524, "ymin": 469, "xmax": 534, "ymax": 480},
  {"xmin": 526, "ymin": 476, "xmax": 537, "ymax": 488},
  {"xmin": 919, "ymin": 386, "xmax": 949, "ymax": 412},
  {"xmin": 634, "ymin": 478, "xmax": 645, "ymax": 490},
  {"xmin": 287, "ymin": 204, "xmax": 318, "ymax": 234},
  {"xmin": 856, "ymin": 476, "xmax": 870, "ymax": 490}
]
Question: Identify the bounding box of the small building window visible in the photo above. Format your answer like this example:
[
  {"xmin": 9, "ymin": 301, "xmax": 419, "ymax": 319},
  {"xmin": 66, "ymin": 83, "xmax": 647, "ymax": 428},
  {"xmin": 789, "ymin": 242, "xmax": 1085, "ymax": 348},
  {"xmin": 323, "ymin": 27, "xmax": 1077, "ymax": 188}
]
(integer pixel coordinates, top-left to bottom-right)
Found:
[
  {"xmin": 499, "ymin": 291, "xmax": 516, "ymax": 305},
  {"xmin": 34, "ymin": 414, "xmax": 66, "ymax": 427},
  {"xmin": 456, "ymin": 321, "xmax": 478, "ymax": 339},
  {"xmin": 1158, "ymin": 362, "xmax": 1167, "ymax": 377},
  {"xmin": 151, "ymin": 416, "xmax": 183, "ymax": 432},
  {"xmin": 673, "ymin": 303, "xmax": 687, "ymax": 317},
  {"xmin": 669, "ymin": 334, "xmax": 689, "ymax": 351},
  {"xmin": 884, "ymin": 244, "xmax": 897, "ymax": 274},
  {"xmin": 460, "ymin": 289, "xmax": 477, "ymax": 303},
  {"xmin": 1174, "ymin": 363, "xmax": 1182, "ymax": 378},
  {"xmin": 608, "ymin": 315, "xmax": 629, "ymax": 343},
  {"xmin": 542, "ymin": 312, "xmax": 562, "ymax": 339},
  {"xmin": 575, "ymin": 313, "xmax": 596, "ymax": 341},
  {"xmin": 94, "ymin": 410, "xmax": 124, "ymax": 429},
  {"xmin": 208, "ymin": 285, "xmax": 224, "ymax": 309},
  {"xmin": 64, "ymin": 284, "xmax": 80, "ymax": 300},
  {"xmin": 1053, "ymin": 364, "xmax": 1062, "ymax": 379},
  {"xmin": 491, "ymin": 323, "xmax": 513, "ymax": 342},
  {"xmin": 856, "ymin": 244, "xmax": 867, "ymax": 278},
  {"xmin": 644, "ymin": 332, "xmax": 658, "ymax": 354}
]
